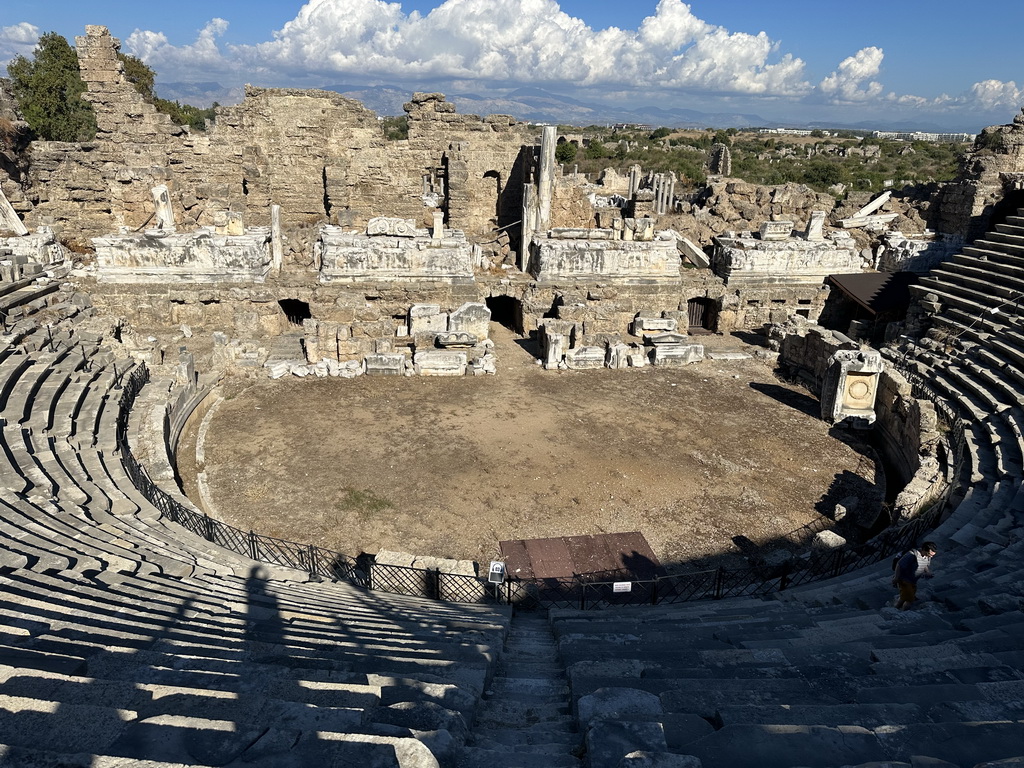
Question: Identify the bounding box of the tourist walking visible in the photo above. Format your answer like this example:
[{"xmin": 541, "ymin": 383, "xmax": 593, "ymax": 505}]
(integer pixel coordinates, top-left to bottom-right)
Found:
[{"xmin": 894, "ymin": 541, "xmax": 938, "ymax": 610}]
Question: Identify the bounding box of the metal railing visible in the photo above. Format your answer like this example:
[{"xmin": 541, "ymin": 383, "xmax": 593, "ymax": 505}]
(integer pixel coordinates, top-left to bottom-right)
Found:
[{"xmin": 113, "ymin": 362, "xmax": 966, "ymax": 610}]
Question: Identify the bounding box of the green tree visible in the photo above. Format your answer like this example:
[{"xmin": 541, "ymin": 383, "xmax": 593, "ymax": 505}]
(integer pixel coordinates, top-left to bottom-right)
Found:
[
  {"xmin": 649, "ymin": 126, "xmax": 671, "ymax": 140},
  {"xmin": 117, "ymin": 53, "xmax": 156, "ymax": 101},
  {"xmin": 115, "ymin": 52, "xmax": 216, "ymax": 131},
  {"xmin": 6, "ymin": 32, "xmax": 96, "ymax": 141},
  {"xmin": 554, "ymin": 141, "xmax": 577, "ymax": 164},
  {"xmin": 381, "ymin": 115, "xmax": 408, "ymax": 141},
  {"xmin": 584, "ymin": 140, "xmax": 609, "ymax": 159}
]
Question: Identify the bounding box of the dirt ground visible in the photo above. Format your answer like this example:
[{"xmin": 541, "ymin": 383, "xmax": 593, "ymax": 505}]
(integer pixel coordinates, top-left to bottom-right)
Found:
[{"xmin": 177, "ymin": 326, "xmax": 881, "ymax": 573}]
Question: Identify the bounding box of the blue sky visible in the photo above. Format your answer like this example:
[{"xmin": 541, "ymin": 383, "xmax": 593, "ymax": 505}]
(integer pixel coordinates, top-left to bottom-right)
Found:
[{"xmin": 2, "ymin": 0, "xmax": 1022, "ymax": 131}]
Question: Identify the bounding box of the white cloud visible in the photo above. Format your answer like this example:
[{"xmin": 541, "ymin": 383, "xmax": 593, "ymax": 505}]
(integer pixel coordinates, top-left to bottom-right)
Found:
[
  {"xmin": 817, "ymin": 47, "xmax": 884, "ymax": 103},
  {"xmin": 100, "ymin": 0, "xmax": 1023, "ymax": 128},
  {"xmin": 958, "ymin": 79, "xmax": 1023, "ymax": 111},
  {"xmin": 124, "ymin": 0, "xmax": 812, "ymax": 96},
  {"xmin": 0, "ymin": 22, "xmax": 41, "ymax": 66},
  {"xmin": 126, "ymin": 19, "xmax": 233, "ymax": 78}
]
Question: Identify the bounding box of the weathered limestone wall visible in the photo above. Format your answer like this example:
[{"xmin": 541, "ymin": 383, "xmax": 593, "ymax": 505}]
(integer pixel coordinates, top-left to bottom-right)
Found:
[
  {"xmin": 84, "ymin": 280, "xmax": 485, "ymax": 341},
  {"xmin": 19, "ymin": 28, "xmax": 534, "ymax": 250},
  {"xmin": 771, "ymin": 319, "xmax": 863, "ymax": 393},
  {"xmin": 873, "ymin": 367, "xmax": 943, "ymax": 501},
  {"xmin": 937, "ymin": 107, "xmax": 1024, "ymax": 240},
  {"xmin": 211, "ymin": 86, "xmax": 384, "ymax": 227},
  {"xmin": 405, "ymin": 94, "xmax": 532, "ymax": 239}
]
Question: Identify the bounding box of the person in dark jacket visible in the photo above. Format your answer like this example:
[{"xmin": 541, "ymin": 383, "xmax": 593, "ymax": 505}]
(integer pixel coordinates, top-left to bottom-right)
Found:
[{"xmin": 895, "ymin": 541, "xmax": 937, "ymax": 610}]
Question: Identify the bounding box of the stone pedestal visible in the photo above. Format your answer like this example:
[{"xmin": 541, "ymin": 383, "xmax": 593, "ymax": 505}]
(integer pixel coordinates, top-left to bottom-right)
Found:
[{"xmin": 820, "ymin": 349, "xmax": 884, "ymax": 427}]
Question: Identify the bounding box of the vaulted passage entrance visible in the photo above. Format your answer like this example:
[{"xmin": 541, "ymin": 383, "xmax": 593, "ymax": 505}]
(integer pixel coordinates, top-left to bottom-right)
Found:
[{"xmin": 486, "ymin": 295, "xmax": 524, "ymax": 335}]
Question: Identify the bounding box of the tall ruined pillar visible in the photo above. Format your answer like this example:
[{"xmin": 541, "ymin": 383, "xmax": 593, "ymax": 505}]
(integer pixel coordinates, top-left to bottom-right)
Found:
[
  {"xmin": 520, "ymin": 126, "xmax": 557, "ymax": 271},
  {"xmin": 537, "ymin": 126, "xmax": 556, "ymax": 234},
  {"xmin": 628, "ymin": 165, "xmax": 642, "ymax": 197}
]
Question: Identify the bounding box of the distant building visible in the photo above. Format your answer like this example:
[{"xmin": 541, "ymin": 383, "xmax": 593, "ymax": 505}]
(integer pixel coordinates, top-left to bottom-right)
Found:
[
  {"xmin": 756, "ymin": 128, "xmax": 835, "ymax": 137},
  {"xmin": 872, "ymin": 130, "xmax": 973, "ymax": 143}
]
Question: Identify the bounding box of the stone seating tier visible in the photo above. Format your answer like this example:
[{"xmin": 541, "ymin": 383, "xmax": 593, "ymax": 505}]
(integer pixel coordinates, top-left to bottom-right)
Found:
[
  {"xmin": 0, "ymin": 234, "xmax": 1022, "ymax": 766},
  {"xmin": 0, "ymin": 306, "xmax": 512, "ymax": 766}
]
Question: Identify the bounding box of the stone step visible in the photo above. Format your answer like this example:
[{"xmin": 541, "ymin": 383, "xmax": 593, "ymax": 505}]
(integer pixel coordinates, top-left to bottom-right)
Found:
[{"xmin": 457, "ymin": 745, "xmax": 580, "ymax": 767}]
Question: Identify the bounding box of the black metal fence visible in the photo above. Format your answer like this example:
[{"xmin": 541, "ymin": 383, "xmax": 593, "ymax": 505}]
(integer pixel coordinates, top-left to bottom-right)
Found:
[{"xmin": 114, "ymin": 361, "xmax": 965, "ymax": 610}]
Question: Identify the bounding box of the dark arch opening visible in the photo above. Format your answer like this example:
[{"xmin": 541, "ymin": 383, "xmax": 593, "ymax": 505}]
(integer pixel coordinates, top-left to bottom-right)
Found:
[
  {"xmin": 278, "ymin": 299, "xmax": 311, "ymax": 326},
  {"xmin": 483, "ymin": 170, "xmax": 502, "ymax": 221},
  {"xmin": 486, "ymin": 295, "xmax": 523, "ymax": 334},
  {"xmin": 990, "ymin": 189, "xmax": 1024, "ymax": 230}
]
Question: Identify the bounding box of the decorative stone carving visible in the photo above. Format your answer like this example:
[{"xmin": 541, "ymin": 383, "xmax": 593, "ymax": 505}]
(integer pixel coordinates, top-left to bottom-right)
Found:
[
  {"xmin": 413, "ymin": 350, "xmax": 467, "ymax": 376},
  {"xmin": 317, "ymin": 225, "xmax": 474, "ymax": 283},
  {"xmin": 759, "ymin": 221, "xmax": 794, "ymax": 241},
  {"xmin": 631, "ymin": 315, "xmax": 678, "ymax": 335},
  {"xmin": 367, "ymin": 217, "xmax": 419, "ymax": 237},
  {"xmin": 435, "ymin": 331, "xmax": 478, "ymax": 348},
  {"xmin": 651, "ymin": 344, "xmax": 704, "ymax": 366},
  {"xmin": 448, "ymin": 302, "xmax": 491, "ymax": 339},
  {"xmin": 820, "ymin": 348, "xmax": 884, "ymax": 427},
  {"xmin": 92, "ymin": 228, "xmax": 272, "ymax": 283},
  {"xmin": 364, "ymin": 354, "xmax": 407, "ymax": 376},
  {"xmin": 712, "ymin": 230, "xmax": 861, "ymax": 286},
  {"xmin": 565, "ymin": 346, "xmax": 606, "ymax": 369},
  {"xmin": 647, "ymin": 332, "xmax": 689, "ymax": 346},
  {"xmin": 533, "ymin": 238, "xmax": 680, "ymax": 283},
  {"xmin": 409, "ymin": 304, "xmax": 447, "ymax": 334}
]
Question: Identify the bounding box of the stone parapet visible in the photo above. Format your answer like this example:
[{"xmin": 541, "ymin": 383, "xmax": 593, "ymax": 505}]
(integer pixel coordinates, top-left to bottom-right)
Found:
[
  {"xmin": 531, "ymin": 236, "xmax": 681, "ymax": 283},
  {"xmin": 93, "ymin": 228, "xmax": 272, "ymax": 283},
  {"xmin": 316, "ymin": 222, "xmax": 475, "ymax": 283},
  {"xmin": 712, "ymin": 231, "xmax": 862, "ymax": 286}
]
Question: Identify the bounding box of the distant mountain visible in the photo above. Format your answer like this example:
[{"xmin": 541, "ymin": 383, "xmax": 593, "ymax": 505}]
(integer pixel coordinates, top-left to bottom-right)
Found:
[
  {"xmin": 155, "ymin": 80, "xmax": 984, "ymax": 134},
  {"xmin": 157, "ymin": 82, "xmax": 243, "ymax": 107}
]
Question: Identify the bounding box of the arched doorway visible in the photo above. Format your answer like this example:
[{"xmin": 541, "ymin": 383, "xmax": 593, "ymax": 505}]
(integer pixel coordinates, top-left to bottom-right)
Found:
[
  {"xmin": 278, "ymin": 299, "xmax": 311, "ymax": 326},
  {"xmin": 486, "ymin": 295, "xmax": 524, "ymax": 335}
]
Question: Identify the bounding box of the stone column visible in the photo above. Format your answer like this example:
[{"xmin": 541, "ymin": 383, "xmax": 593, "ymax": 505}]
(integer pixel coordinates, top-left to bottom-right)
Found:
[
  {"xmin": 628, "ymin": 165, "xmax": 642, "ymax": 198},
  {"xmin": 0, "ymin": 189, "xmax": 28, "ymax": 236},
  {"xmin": 432, "ymin": 210, "xmax": 444, "ymax": 241},
  {"xmin": 150, "ymin": 185, "xmax": 176, "ymax": 232},
  {"xmin": 271, "ymin": 204, "xmax": 283, "ymax": 271},
  {"xmin": 537, "ymin": 126, "xmax": 556, "ymax": 235}
]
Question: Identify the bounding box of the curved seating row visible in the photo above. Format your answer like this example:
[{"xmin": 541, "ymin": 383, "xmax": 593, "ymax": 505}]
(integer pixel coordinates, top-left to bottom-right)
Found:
[
  {"xmin": 0, "ymin": 294, "xmax": 510, "ymax": 767},
  {"xmin": 3, "ymin": 231, "xmax": 1024, "ymax": 767},
  {"xmin": 539, "ymin": 213, "xmax": 1024, "ymax": 767}
]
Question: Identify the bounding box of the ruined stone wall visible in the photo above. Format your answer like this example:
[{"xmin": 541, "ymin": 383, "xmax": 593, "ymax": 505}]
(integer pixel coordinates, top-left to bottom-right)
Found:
[
  {"xmin": 84, "ymin": 280, "xmax": 483, "ymax": 342},
  {"xmin": 404, "ymin": 93, "xmax": 532, "ymax": 238},
  {"xmin": 669, "ymin": 180, "xmax": 839, "ymax": 247},
  {"xmin": 25, "ymin": 26, "xmax": 196, "ymax": 243},
  {"xmin": 937, "ymin": 108, "xmax": 1024, "ymax": 240},
  {"xmin": 17, "ymin": 27, "xmax": 535, "ymax": 251},
  {"xmin": 210, "ymin": 87, "xmax": 385, "ymax": 226},
  {"xmin": 772, "ymin": 320, "xmax": 862, "ymax": 393}
]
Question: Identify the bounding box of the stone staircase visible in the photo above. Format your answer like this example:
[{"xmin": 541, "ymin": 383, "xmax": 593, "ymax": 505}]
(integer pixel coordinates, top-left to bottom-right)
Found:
[{"xmin": 460, "ymin": 612, "xmax": 581, "ymax": 767}]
